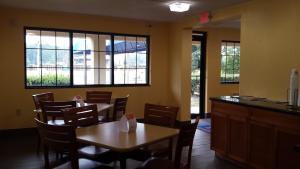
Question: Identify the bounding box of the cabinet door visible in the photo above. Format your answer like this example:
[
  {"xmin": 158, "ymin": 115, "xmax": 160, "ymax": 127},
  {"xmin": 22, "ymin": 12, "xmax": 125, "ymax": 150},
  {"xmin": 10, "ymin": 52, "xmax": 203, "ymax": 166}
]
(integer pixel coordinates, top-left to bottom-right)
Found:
[
  {"xmin": 249, "ymin": 121, "xmax": 275, "ymax": 169},
  {"xmin": 276, "ymin": 129, "xmax": 300, "ymax": 169},
  {"xmin": 211, "ymin": 111, "xmax": 227, "ymax": 155},
  {"xmin": 228, "ymin": 116, "xmax": 247, "ymax": 163}
]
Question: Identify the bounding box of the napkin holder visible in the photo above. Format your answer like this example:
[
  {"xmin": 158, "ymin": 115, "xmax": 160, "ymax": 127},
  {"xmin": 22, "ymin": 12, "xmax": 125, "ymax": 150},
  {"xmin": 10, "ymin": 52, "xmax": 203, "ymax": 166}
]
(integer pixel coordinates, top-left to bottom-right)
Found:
[
  {"xmin": 119, "ymin": 114, "xmax": 137, "ymax": 133},
  {"xmin": 73, "ymin": 95, "xmax": 84, "ymax": 106}
]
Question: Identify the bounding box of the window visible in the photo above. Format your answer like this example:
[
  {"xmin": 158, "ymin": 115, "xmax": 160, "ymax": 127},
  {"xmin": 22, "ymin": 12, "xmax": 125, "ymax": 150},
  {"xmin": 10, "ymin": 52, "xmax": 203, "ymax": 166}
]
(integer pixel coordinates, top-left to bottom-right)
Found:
[
  {"xmin": 220, "ymin": 41, "xmax": 240, "ymax": 83},
  {"xmin": 25, "ymin": 27, "xmax": 149, "ymax": 88}
]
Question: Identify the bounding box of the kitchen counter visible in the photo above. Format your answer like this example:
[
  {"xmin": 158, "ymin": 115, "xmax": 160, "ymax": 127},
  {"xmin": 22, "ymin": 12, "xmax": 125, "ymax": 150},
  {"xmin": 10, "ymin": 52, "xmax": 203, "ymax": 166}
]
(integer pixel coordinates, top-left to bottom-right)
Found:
[
  {"xmin": 210, "ymin": 96, "xmax": 300, "ymax": 116},
  {"xmin": 210, "ymin": 96, "xmax": 300, "ymax": 168}
]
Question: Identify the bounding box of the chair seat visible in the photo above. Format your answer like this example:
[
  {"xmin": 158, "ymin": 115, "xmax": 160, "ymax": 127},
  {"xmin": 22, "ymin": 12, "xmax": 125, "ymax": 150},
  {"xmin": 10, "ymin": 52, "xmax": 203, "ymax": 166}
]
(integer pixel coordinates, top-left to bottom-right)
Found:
[
  {"xmin": 137, "ymin": 158, "xmax": 174, "ymax": 169},
  {"xmin": 54, "ymin": 158, "xmax": 113, "ymax": 169},
  {"xmin": 78, "ymin": 146, "xmax": 117, "ymax": 164},
  {"xmin": 47, "ymin": 119, "xmax": 65, "ymax": 125}
]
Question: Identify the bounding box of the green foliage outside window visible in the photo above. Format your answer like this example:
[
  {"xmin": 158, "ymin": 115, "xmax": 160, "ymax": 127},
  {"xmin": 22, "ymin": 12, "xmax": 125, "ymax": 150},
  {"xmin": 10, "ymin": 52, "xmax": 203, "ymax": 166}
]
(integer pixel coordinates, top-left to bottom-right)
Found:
[
  {"xmin": 27, "ymin": 74, "xmax": 70, "ymax": 86},
  {"xmin": 220, "ymin": 41, "xmax": 240, "ymax": 83},
  {"xmin": 191, "ymin": 44, "xmax": 201, "ymax": 94}
]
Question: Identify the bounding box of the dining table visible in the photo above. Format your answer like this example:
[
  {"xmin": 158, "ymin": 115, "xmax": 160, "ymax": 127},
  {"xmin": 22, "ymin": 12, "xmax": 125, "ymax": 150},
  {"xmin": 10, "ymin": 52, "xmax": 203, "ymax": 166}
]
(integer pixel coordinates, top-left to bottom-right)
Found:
[
  {"xmin": 34, "ymin": 102, "xmax": 113, "ymax": 123},
  {"xmin": 76, "ymin": 121, "xmax": 179, "ymax": 169}
]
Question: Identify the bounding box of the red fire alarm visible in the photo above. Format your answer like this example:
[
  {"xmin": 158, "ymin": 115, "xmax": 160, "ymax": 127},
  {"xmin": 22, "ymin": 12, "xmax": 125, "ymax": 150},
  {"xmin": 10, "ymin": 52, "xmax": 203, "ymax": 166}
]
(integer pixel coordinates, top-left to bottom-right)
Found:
[{"xmin": 199, "ymin": 11, "xmax": 211, "ymax": 24}]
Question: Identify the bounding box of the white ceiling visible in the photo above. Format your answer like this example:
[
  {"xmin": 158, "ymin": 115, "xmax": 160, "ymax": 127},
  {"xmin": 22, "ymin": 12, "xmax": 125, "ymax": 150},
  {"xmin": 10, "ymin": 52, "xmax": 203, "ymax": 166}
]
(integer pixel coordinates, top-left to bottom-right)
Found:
[{"xmin": 0, "ymin": 0, "xmax": 249, "ymax": 22}]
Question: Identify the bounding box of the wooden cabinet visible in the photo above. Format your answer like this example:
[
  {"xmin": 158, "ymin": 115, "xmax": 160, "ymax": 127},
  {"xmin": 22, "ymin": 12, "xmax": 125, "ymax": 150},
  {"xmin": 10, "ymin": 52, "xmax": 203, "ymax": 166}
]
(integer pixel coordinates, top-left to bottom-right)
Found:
[
  {"xmin": 211, "ymin": 100, "xmax": 300, "ymax": 169},
  {"xmin": 211, "ymin": 111, "xmax": 227, "ymax": 155},
  {"xmin": 248, "ymin": 121, "xmax": 275, "ymax": 169},
  {"xmin": 228, "ymin": 116, "xmax": 247, "ymax": 163},
  {"xmin": 276, "ymin": 129, "xmax": 300, "ymax": 169}
]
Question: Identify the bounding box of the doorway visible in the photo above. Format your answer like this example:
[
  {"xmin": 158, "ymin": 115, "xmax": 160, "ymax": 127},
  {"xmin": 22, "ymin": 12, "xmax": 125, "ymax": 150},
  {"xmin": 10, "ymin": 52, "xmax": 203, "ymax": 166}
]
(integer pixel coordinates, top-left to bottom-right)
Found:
[{"xmin": 191, "ymin": 31, "xmax": 207, "ymax": 119}]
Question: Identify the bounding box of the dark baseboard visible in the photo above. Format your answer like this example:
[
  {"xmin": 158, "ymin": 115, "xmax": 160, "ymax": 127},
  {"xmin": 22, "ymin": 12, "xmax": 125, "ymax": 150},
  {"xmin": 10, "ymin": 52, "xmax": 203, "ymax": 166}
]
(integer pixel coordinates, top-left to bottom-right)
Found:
[{"xmin": 0, "ymin": 127, "xmax": 37, "ymax": 137}]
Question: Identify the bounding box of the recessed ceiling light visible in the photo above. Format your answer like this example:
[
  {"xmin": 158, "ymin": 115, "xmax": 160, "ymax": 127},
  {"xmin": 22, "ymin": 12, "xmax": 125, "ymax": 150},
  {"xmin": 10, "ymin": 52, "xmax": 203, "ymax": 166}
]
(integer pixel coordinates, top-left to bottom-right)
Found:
[{"xmin": 169, "ymin": 2, "xmax": 191, "ymax": 12}]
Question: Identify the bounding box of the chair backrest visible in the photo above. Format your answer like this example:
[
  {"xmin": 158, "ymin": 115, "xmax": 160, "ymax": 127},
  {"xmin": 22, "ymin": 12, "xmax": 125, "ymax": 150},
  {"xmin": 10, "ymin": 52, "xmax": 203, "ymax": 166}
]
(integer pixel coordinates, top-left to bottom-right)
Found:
[
  {"xmin": 144, "ymin": 103, "xmax": 179, "ymax": 128},
  {"xmin": 174, "ymin": 118, "xmax": 199, "ymax": 169},
  {"xmin": 32, "ymin": 92, "xmax": 54, "ymax": 110},
  {"xmin": 35, "ymin": 118, "xmax": 78, "ymax": 169},
  {"xmin": 63, "ymin": 105, "xmax": 99, "ymax": 127},
  {"xmin": 86, "ymin": 91, "xmax": 112, "ymax": 104},
  {"xmin": 40, "ymin": 101, "xmax": 76, "ymax": 123},
  {"xmin": 112, "ymin": 95, "xmax": 129, "ymax": 121}
]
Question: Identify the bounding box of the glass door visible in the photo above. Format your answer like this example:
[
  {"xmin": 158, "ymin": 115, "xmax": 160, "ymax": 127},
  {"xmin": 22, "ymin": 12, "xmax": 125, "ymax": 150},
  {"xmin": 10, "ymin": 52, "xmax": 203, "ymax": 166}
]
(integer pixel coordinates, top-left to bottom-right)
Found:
[{"xmin": 191, "ymin": 32, "xmax": 206, "ymax": 118}]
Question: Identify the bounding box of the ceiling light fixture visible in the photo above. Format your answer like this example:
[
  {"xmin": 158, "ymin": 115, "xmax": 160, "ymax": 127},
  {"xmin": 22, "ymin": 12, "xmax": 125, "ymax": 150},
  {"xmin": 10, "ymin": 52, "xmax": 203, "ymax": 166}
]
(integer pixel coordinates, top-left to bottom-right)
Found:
[{"xmin": 169, "ymin": 2, "xmax": 191, "ymax": 12}]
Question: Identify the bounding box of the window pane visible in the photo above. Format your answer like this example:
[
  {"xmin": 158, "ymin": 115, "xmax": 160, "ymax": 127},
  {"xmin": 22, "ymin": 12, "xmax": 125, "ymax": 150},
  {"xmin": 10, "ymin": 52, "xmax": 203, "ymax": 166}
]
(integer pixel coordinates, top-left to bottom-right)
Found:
[
  {"xmin": 137, "ymin": 69, "xmax": 146, "ymax": 84},
  {"xmin": 114, "ymin": 36, "xmax": 125, "ymax": 54},
  {"xmin": 57, "ymin": 68, "xmax": 70, "ymax": 86},
  {"xmin": 114, "ymin": 53, "xmax": 125, "ymax": 68},
  {"xmin": 125, "ymin": 69, "xmax": 136, "ymax": 84},
  {"xmin": 100, "ymin": 35, "xmax": 111, "ymax": 51},
  {"xmin": 114, "ymin": 69, "xmax": 125, "ymax": 84},
  {"xmin": 87, "ymin": 69, "xmax": 96, "ymax": 85},
  {"xmin": 26, "ymin": 49, "xmax": 41, "ymax": 67},
  {"xmin": 126, "ymin": 37, "xmax": 137, "ymax": 53},
  {"xmin": 86, "ymin": 51, "xmax": 98, "ymax": 68},
  {"xmin": 56, "ymin": 32, "xmax": 70, "ymax": 49},
  {"xmin": 220, "ymin": 41, "xmax": 240, "ymax": 83},
  {"xmin": 41, "ymin": 31, "xmax": 55, "ymax": 49},
  {"xmin": 57, "ymin": 50, "xmax": 70, "ymax": 67},
  {"xmin": 73, "ymin": 51, "xmax": 86, "ymax": 68},
  {"xmin": 137, "ymin": 52, "xmax": 146, "ymax": 68},
  {"xmin": 100, "ymin": 52, "xmax": 111, "ymax": 68},
  {"xmin": 41, "ymin": 50, "xmax": 55, "ymax": 67},
  {"xmin": 73, "ymin": 68, "xmax": 85, "ymax": 85},
  {"xmin": 26, "ymin": 68, "xmax": 41, "ymax": 86},
  {"xmin": 126, "ymin": 53, "xmax": 136, "ymax": 68},
  {"xmin": 137, "ymin": 37, "xmax": 147, "ymax": 53},
  {"xmin": 73, "ymin": 33, "xmax": 85, "ymax": 51},
  {"xmin": 99, "ymin": 69, "xmax": 111, "ymax": 84},
  {"xmin": 86, "ymin": 34, "xmax": 98, "ymax": 51},
  {"xmin": 26, "ymin": 30, "xmax": 40, "ymax": 48},
  {"xmin": 42, "ymin": 68, "xmax": 56, "ymax": 86}
]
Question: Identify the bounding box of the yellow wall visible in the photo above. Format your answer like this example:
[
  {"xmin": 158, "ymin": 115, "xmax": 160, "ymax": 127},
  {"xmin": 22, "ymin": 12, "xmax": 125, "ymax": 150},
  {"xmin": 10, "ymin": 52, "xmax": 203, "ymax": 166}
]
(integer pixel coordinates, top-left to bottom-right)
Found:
[
  {"xmin": 168, "ymin": 23, "xmax": 193, "ymax": 121},
  {"xmin": 0, "ymin": 6, "xmax": 171, "ymax": 129},
  {"xmin": 196, "ymin": 27, "xmax": 240, "ymax": 112},
  {"xmin": 240, "ymin": 0, "xmax": 300, "ymax": 101}
]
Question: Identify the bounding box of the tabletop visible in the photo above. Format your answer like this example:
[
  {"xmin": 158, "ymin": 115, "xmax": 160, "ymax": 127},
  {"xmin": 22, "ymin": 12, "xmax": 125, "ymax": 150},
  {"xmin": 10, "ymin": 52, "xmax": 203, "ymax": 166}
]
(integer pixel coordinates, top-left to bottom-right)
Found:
[
  {"xmin": 77, "ymin": 102, "xmax": 113, "ymax": 112},
  {"xmin": 76, "ymin": 121, "xmax": 179, "ymax": 152},
  {"xmin": 35, "ymin": 102, "xmax": 113, "ymax": 113}
]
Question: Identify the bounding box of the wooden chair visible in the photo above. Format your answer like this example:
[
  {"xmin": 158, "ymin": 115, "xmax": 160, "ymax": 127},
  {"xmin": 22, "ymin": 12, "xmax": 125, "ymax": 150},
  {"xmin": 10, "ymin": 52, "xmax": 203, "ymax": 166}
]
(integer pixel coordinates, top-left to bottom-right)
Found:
[
  {"xmin": 32, "ymin": 92, "xmax": 54, "ymax": 120},
  {"xmin": 62, "ymin": 105, "xmax": 118, "ymax": 164},
  {"xmin": 144, "ymin": 103, "xmax": 179, "ymax": 128},
  {"xmin": 112, "ymin": 95, "xmax": 129, "ymax": 121},
  {"xmin": 136, "ymin": 118, "xmax": 200, "ymax": 169},
  {"xmin": 32, "ymin": 92, "xmax": 54, "ymax": 153},
  {"xmin": 35, "ymin": 118, "xmax": 112, "ymax": 169},
  {"xmin": 85, "ymin": 91, "xmax": 112, "ymax": 122},
  {"xmin": 130, "ymin": 103, "xmax": 179, "ymax": 161},
  {"xmin": 85, "ymin": 91, "xmax": 112, "ymax": 104},
  {"xmin": 40, "ymin": 101, "xmax": 76, "ymax": 125}
]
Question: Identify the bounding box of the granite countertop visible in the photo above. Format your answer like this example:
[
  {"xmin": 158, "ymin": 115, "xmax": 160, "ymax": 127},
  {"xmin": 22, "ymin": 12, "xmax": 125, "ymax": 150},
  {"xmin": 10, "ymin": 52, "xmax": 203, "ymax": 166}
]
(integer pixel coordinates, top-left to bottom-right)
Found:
[{"xmin": 210, "ymin": 96, "xmax": 300, "ymax": 116}]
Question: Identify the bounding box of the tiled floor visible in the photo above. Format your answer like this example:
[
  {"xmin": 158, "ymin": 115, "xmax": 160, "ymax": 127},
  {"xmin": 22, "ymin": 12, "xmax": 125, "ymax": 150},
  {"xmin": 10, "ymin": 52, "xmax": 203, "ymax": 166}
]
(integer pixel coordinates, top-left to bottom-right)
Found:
[{"xmin": 0, "ymin": 128, "xmax": 241, "ymax": 169}]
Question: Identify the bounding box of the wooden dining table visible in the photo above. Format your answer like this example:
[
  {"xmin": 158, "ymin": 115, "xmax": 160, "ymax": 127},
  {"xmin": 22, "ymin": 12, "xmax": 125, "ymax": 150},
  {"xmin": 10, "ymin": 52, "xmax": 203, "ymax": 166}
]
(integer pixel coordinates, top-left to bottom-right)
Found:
[
  {"xmin": 35, "ymin": 102, "xmax": 113, "ymax": 123},
  {"xmin": 76, "ymin": 121, "xmax": 179, "ymax": 169}
]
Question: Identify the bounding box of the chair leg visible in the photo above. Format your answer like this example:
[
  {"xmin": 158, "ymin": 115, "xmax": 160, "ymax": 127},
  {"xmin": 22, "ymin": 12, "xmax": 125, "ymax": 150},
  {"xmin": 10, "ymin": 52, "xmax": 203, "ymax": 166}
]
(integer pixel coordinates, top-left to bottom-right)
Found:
[
  {"xmin": 168, "ymin": 139, "xmax": 173, "ymax": 160},
  {"xmin": 36, "ymin": 135, "xmax": 41, "ymax": 154}
]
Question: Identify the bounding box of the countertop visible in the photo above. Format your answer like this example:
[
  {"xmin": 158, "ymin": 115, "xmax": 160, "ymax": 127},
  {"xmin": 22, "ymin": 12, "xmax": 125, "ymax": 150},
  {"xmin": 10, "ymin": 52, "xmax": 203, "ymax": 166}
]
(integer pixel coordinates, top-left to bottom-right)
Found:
[{"xmin": 210, "ymin": 96, "xmax": 300, "ymax": 116}]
